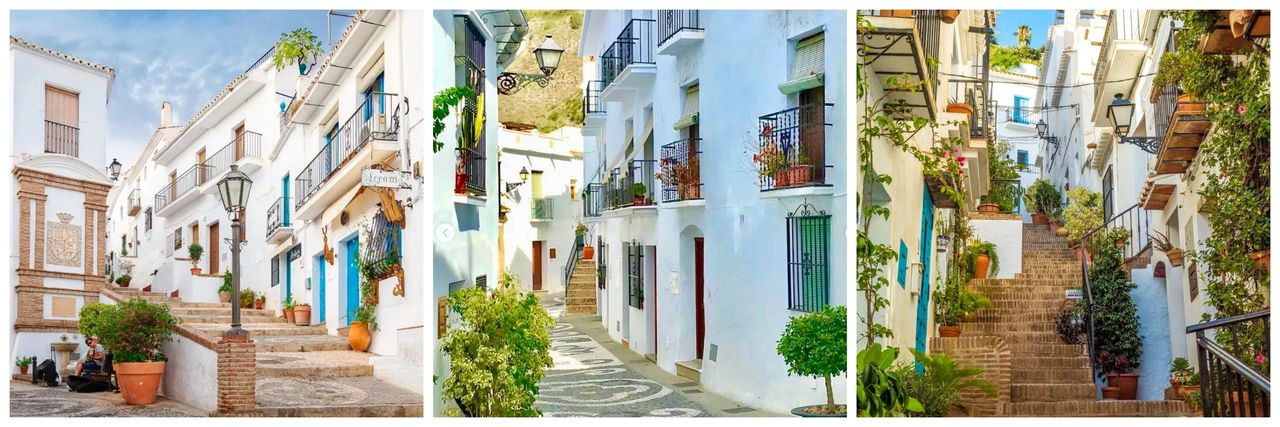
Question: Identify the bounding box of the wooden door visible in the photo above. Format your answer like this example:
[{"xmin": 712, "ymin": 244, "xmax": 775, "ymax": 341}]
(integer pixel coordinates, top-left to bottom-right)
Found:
[
  {"xmin": 800, "ymin": 87, "xmax": 826, "ymax": 184},
  {"xmin": 208, "ymin": 223, "xmax": 220, "ymax": 274},
  {"xmin": 196, "ymin": 148, "xmax": 207, "ymax": 184},
  {"xmin": 532, "ymin": 241, "xmax": 543, "ymax": 291},
  {"xmin": 44, "ymin": 86, "xmax": 79, "ymax": 156},
  {"xmin": 694, "ymin": 237, "xmax": 705, "ymax": 359},
  {"xmin": 234, "ymin": 124, "xmax": 246, "ymax": 160},
  {"xmin": 169, "ymin": 172, "xmax": 178, "ymax": 201}
]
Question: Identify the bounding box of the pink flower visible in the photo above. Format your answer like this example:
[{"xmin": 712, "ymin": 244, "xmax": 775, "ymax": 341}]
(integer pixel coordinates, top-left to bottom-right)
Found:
[
  {"xmin": 957, "ymin": 156, "xmax": 966, "ymax": 162},
  {"xmin": 1257, "ymin": 354, "xmax": 1266, "ymax": 364},
  {"xmin": 1238, "ymin": 105, "xmax": 1247, "ymax": 114}
]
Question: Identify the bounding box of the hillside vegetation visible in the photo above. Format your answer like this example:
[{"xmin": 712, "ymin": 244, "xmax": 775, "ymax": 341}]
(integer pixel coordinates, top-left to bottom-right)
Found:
[{"xmin": 497, "ymin": 10, "xmax": 584, "ymax": 132}]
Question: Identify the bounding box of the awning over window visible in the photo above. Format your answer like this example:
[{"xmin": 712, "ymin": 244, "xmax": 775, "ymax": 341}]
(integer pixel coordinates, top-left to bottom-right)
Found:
[
  {"xmin": 780, "ymin": 33, "xmax": 825, "ymax": 95},
  {"xmin": 673, "ymin": 85, "xmax": 699, "ymax": 129}
]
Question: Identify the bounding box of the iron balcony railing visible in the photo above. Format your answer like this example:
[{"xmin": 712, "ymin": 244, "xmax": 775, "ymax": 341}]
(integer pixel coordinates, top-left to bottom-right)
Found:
[
  {"xmin": 1077, "ymin": 204, "xmax": 1151, "ymax": 383},
  {"xmin": 531, "ymin": 197, "xmax": 553, "ymax": 220},
  {"xmin": 295, "ymin": 92, "xmax": 400, "ymax": 210},
  {"xmin": 605, "ymin": 160, "xmax": 656, "ymax": 210},
  {"xmin": 986, "ymin": 179, "xmax": 1024, "ymax": 214},
  {"xmin": 155, "ymin": 164, "xmax": 210, "ymax": 212},
  {"xmin": 914, "ymin": 10, "xmax": 942, "ymax": 100},
  {"xmin": 127, "ymin": 188, "xmax": 142, "ymax": 216},
  {"xmin": 1093, "ymin": 10, "xmax": 1146, "ymax": 106},
  {"xmin": 457, "ymin": 146, "xmax": 486, "ymax": 195},
  {"xmin": 758, "ymin": 102, "xmax": 835, "ymax": 191},
  {"xmin": 45, "ymin": 120, "xmax": 79, "ymax": 157},
  {"xmin": 583, "ymin": 183, "xmax": 604, "ymax": 217},
  {"xmin": 600, "ymin": 19, "xmax": 656, "ymax": 89},
  {"xmin": 266, "ymin": 196, "xmax": 290, "ymax": 237},
  {"xmin": 583, "ymin": 80, "xmax": 605, "ymax": 116},
  {"xmin": 949, "ymin": 79, "xmax": 993, "ymax": 140},
  {"xmin": 1186, "ymin": 310, "xmax": 1271, "ymax": 417},
  {"xmin": 201, "ymin": 131, "xmax": 262, "ymax": 186},
  {"xmin": 360, "ymin": 209, "xmax": 402, "ymax": 282},
  {"xmin": 658, "ymin": 10, "xmax": 702, "ymax": 47},
  {"xmin": 659, "ymin": 138, "xmax": 702, "ymax": 203}
]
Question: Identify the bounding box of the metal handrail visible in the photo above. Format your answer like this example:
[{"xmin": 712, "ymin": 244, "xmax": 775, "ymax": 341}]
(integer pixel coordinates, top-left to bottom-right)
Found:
[
  {"xmin": 202, "ymin": 131, "xmax": 262, "ymax": 186},
  {"xmin": 562, "ymin": 234, "xmax": 585, "ymax": 292},
  {"xmin": 1186, "ymin": 310, "xmax": 1270, "ymax": 417},
  {"xmin": 295, "ymin": 92, "xmax": 400, "ymax": 210},
  {"xmin": 658, "ymin": 10, "xmax": 701, "ymax": 47}
]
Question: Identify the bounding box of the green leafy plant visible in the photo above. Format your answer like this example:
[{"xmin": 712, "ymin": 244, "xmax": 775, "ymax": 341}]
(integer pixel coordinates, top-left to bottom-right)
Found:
[
  {"xmin": 283, "ymin": 296, "xmax": 297, "ymax": 311},
  {"xmin": 220, "ymin": 271, "xmax": 233, "ymax": 295},
  {"xmin": 271, "ymin": 28, "xmax": 322, "ymax": 71},
  {"xmin": 989, "ymin": 44, "xmax": 1043, "ymax": 72},
  {"xmin": 239, "ymin": 289, "xmax": 255, "ymax": 308},
  {"xmin": 187, "ymin": 243, "xmax": 204, "ymax": 268},
  {"xmin": 933, "ymin": 280, "xmax": 991, "ymax": 327},
  {"xmin": 1184, "ymin": 389, "xmax": 1202, "ymax": 411},
  {"xmin": 986, "ymin": 140, "xmax": 1023, "ymax": 211},
  {"xmin": 1024, "ymin": 178, "xmax": 1062, "ymax": 216},
  {"xmin": 78, "ymin": 299, "xmax": 177, "ymax": 363},
  {"xmin": 898, "ymin": 349, "xmax": 997, "ymax": 416},
  {"xmin": 433, "ymin": 87, "xmax": 476, "ymax": 153},
  {"xmin": 1056, "ymin": 302, "xmax": 1087, "ymax": 344},
  {"xmin": 856, "ymin": 343, "xmax": 923, "ymax": 417},
  {"xmin": 441, "ymin": 277, "xmax": 554, "ymax": 417},
  {"xmin": 1062, "ymin": 188, "xmax": 1102, "ymax": 244},
  {"xmin": 16, "ymin": 356, "xmax": 35, "ymax": 368},
  {"xmin": 631, "ymin": 182, "xmax": 646, "ymax": 197},
  {"xmin": 575, "ymin": 223, "xmax": 587, "ymax": 235},
  {"xmin": 1088, "ymin": 244, "xmax": 1142, "ymax": 376},
  {"xmin": 1170, "ymin": 357, "xmax": 1195, "ymax": 385},
  {"xmin": 354, "ymin": 304, "xmax": 379, "ymax": 332},
  {"xmin": 964, "ymin": 239, "xmax": 1000, "ymax": 277},
  {"xmin": 776, "ymin": 305, "xmax": 848, "ymax": 415}
]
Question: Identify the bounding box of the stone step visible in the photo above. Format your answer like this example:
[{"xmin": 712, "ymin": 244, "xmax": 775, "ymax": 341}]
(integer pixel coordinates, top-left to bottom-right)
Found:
[
  {"xmin": 254, "ymin": 334, "xmax": 351, "ymax": 352},
  {"xmin": 254, "ymin": 376, "xmax": 422, "ymax": 417},
  {"xmin": 1014, "ymin": 273, "xmax": 1083, "ymax": 281},
  {"xmin": 1004, "ymin": 400, "xmax": 1197, "ymax": 417},
  {"xmin": 1008, "ymin": 343, "xmax": 1088, "ymax": 355},
  {"xmin": 566, "ymin": 296, "xmax": 597, "ymax": 306},
  {"xmin": 566, "ymin": 288, "xmax": 596, "ymax": 297},
  {"xmin": 565, "ymin": 305, "xmax": 597, "ymax": 315},
  {"xmin": 675, "ymin": 359, "xmax": 702, "ymax": 383},
  {"xmin": 255, "ymin": 351, "xmax": 373, "ymax": 378},
  {"xmin": 1012, "ymin": 368, "xmax": 1094, "ymax": 384},
  {"xmin": 188, "ymin": 323, "xmax": 328, "ymax": 336},
  {"xmin": 968, "ymin": 310, "xmax": 1064, "ymax": 323},
  {"xmin": 979, "ymin": 300, "xmax": 1067, "ymax": 312},
  {"xmin": 175, "ymin": 314, "xmax": 286, "ymax": 324},
  {"xmin": 988, "ymin": 331, "xmax": 1068, "ymax": 344},
  {"xmin": 1011, "ymin": 383, "xmax": 1099, "ymax": 402},
  {"xmin": 1011, "ymin": 355, "xmax": 1091, "ymax": 369},
  {"xmin": 170, "ymin": 307, "xmax": 276, "ymax": 316},
  {"xmin": 970, "ymin": 279, "xmax": 1078, "ymax": 287},
  {"xmin": 971, "ymin": 287, "xmax": 1072, "ymax": 297},
  {"xmin": 960, "ymin": 322, "xmax": 1057, "ymax": 333}
]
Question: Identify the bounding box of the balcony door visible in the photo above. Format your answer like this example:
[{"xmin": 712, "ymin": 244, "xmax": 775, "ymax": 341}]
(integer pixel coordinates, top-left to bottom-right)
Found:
[
  {"xmin": 234, "ymin": 124, "xmax": 246, "ymax": 161},
  {"xmin": 532, "ymin": 240, "xmax": 544, "ymax": 291},
  {"xmin": 169, "ymin": 171, "xmax": 178, "ymax": 201},
  {"xmin": 44, "ymin": 85, "xmax": 79, "ymax": 156},
  {"xmin": 190, "ymin": 223, "xmax": 200, "ymax": 261},
  {"xmin": 196, "ymin": 148, "xmax": 207, "ymax": 185},
  {"xmin": 208, "ymin": 222, "xmax": 220, "ymax": 274},
  {"xmin": 694, "ymin": 237, "xmax": 705, "ymax": 359},
  {"xmin": 800, "ymin": 86, "xmax": 826, "ymax": 185}
]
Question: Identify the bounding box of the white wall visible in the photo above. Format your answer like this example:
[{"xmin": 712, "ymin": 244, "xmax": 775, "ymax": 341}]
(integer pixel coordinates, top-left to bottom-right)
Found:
[
  {"xmin": 970, "ymin": 219, "xmax": 1023, "ymax": 279},
  {"xmin": 10, "ymin": 42, "xmax": 111, "ymax": 166},
  {"xmin": 499, "ymin": 126, "xmax": 584, "ymax": 293},
  {"xmin": 160, "ymin": 333, "xmax": 218, "ymax": 414}
]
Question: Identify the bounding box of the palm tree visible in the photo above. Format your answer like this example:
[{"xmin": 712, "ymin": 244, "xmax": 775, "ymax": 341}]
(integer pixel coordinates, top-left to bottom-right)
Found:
[{"xmin": 1015, "ymin": 24, "xmax": 1032, "ymax": 48}]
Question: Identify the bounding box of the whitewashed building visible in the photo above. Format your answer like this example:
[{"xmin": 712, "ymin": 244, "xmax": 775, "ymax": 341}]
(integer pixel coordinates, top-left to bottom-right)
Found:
[
  {"xmin": 989, "ymin": 66, "xmax": 1042, "ymax": 222},
  {"xmin": 579, "ymin": 10, "xmax": 847, "ymax": 414},
  {"xmin": 497, "ymin": 125, "xmax": 584, "ymax": 293},
  {"xmin": 9, "ymin": 36, "xmax": 117, "ymax": 370}
]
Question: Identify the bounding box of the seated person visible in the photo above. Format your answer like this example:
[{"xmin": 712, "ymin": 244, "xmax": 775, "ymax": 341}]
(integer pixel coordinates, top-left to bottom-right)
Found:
[{"xmin": 75, "ymin": 335, "xmax": 105, "ymax": 376}]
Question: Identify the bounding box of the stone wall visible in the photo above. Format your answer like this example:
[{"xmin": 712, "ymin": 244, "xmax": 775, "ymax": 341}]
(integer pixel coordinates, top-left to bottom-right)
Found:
[{"xmin": 931, "ymin": 335, "xmax": 1012, "ymax": 416}]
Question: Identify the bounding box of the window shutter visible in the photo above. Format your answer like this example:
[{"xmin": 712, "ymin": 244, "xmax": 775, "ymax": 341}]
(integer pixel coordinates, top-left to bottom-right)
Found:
[
  {"xmin": 673, "ymin": 85, "xmax": 700, "ymax": 129},
  {"xmin": 45, "ymin": 86, "xmax": 79, "ymax": 127},
  {"xmin": 791, "ymin": 33, "xmax": 825, "ymax": 80}
]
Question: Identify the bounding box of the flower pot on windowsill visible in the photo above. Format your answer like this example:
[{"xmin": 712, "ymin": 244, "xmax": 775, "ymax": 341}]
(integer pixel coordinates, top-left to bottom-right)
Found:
[
  {"xmin": 946, "ymin": 102, "xmax": 974, "ymax": 117},
  {"xmin": 938, "ymin": 10, "xmax": 960, "ymax": 24},
  {"xmin": 977, "ymin": 203, "xmax": 1000, "ymax": 214},
  {"xmin": 1166, "ymin": 248, "xmax": 1185, "ymax": 267},
  {"xmin": 939, "ymin": 325, "xmax": 962, "ymax": 337}
]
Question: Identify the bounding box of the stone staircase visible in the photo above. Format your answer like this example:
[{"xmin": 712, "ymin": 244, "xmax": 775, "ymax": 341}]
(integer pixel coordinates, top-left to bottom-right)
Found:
[
  {"xmin": 940, "ymin": 224, "xmax": 1193, "ymax": 416},
  {"xmin": 109, "ymin": 287, "xmax": 421, "ymax": 416},
  {"xmin": 565, "ymin": 257, "xmax": 598, "ymax": 315}
]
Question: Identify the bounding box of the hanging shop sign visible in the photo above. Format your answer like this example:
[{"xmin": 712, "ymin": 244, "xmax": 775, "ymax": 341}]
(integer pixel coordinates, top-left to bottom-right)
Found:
[{"xmin": 361, "ymin": 168, "xmax": 412, "ymax": 189}]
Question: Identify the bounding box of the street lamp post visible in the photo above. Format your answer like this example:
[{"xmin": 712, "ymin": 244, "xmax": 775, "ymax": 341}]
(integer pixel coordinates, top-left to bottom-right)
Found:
[
  {"xmin": 1106, "ymin": 93, "xmax": 1162, "ymax": 154},
  {"xmin": 496, "ymin": 35, "xmax": 565, "ymax": 95},
  {"xmin": 216, "ymin": 164, "xmax": 252, "ymax": 331},
  {"xmin": 1035, "ymin": 118, "xmax": 1058, "ymax": 146},
  {"xmin": 108, "ymin": 158, "xmax": 122, "ymax": 180},
  {"xmin": 505, "ymin": 166, "xmax": 530, "ymax": 193}
]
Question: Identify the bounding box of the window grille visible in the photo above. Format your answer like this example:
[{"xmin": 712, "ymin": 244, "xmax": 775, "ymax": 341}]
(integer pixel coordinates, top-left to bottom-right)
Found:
[
  {"xmin": 786, "ymin": 201, "xmax": 831, "ymax": 312},
  {"xmin": 628, "ymin": 242, "xmax": 643, "ymax": 308}
]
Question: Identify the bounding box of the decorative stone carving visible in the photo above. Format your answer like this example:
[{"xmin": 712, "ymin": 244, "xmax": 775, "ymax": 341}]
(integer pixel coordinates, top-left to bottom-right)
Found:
[{"xmin": 47, "ymin": 212, "xmax": 82, "ymax": 267}]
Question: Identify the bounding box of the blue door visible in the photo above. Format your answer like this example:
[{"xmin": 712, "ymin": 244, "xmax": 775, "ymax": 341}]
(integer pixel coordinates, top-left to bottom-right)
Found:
[
  {"xmin": 914, "ymin": 191, "xmax": 936, "ymax": 360},
  {"xmin": 284, "ymin": 250, "xmax": 293, "ymax": 303},
  {"xmin": 282, "ymin": 174, "xmax": 291, "ymax": 226},
  {"xmin": 315, "ymin": 254, "xmax": 326, "ymax": 323},
  {"xmin": 362, "ymin": 73, "xmax": 385, "ymax": 122},
  {"xmin": 345, "ymin": 237, "xmax": 360, "ymax": 326}
]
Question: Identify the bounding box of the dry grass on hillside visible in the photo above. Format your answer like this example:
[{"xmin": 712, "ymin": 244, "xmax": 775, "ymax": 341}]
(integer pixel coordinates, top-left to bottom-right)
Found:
[{"xmin": 497, "ymin": 10, "xmax": 584, "ymax": 133}]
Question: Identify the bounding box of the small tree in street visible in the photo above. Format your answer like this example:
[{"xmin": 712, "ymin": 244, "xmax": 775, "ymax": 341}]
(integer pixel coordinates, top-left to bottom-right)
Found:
[
  {"xmin": 777, "ymin": 305, "xmax": 848, "ymax": 415},
  {"xmin": 441, "ymin": 273, "xmax": 554, "ymax": 416}
]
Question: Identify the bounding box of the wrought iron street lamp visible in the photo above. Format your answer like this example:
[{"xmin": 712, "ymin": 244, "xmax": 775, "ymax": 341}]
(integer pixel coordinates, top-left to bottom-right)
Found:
[
  {"xmin": 497, "ymin": 35, "xmax": 565, "ymax": 95},
  {"xmin": 505, "ymin": 166, "xmax": 530, "ymax": 193},
  {"xmin": 108, "ymin": 158, "xmax": 122, "ymax": 180},
  {"xmin": 216, "ymin": 164, "xmax": 252, "ymax": 331},
  {"xmin": 1035, "ymin": 119, "xmax": 1058, "ymax": 146},
  {"xmin": 1106, "ymin": 93, "xmax": 1162, "ymax": 154}
]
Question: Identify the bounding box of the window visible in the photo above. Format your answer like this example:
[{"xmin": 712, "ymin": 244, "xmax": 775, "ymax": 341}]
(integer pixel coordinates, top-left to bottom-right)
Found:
[
  {"xmin": 791, "ymin": 32, "xmax": 825, "ymax": 81},
  {"xmin": 896, "ymin": 240, "xmax": 908, "ymax": 288},
  {"xmin": 627, "ymin": 242, "xmax": 643, "ymax": 308},
  {"xmin": 44, "ymin": 85, "xmax": 80, "ymax": 156},
  {"xmin": 144, "ymin": 208, "xmax": 153, "ymax": 232},
  {"xmin": 271, "ymin": 255, "xmax": 280, "ymax": 287},
  {"xmin": 786, "ymin": 204, "xmax": 831, "ymax": 312},
  {"xmin": 1013, "ymin": 96, "xmax": 1029, "ymax": 124},
  {"xmin": 1017, "ymin": 150, "xmax": 1029, "ymax": 166}
]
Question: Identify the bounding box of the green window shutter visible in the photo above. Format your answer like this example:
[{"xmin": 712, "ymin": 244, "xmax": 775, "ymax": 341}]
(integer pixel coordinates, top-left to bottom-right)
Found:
[
  {"xmin": 791, "ymin": 33, "xmax": 825, "ymax": 81},
  {"xmin": 674, "ymin": 85, "xmax": 700, "ymax": 130}
]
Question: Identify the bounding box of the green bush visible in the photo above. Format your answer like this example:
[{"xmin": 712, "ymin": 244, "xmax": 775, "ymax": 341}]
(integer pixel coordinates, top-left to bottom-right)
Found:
[
  {"xmin": 933, "ymin": 281, "xmax": 991, "ymax": 327},
  {"xmin": 441, "ymin": 279, "xmax": 554, "ymax": 416},
  {"xmin": 857, "ymin": 343, "xmax": 923, "ymax": 417},
  {"xmin": 220, "ymin": 271, "xmax": 233, "ymax": 295},
  {"xmin": 187, "ymin": 243, "xmax": 204, "ymax": 268},
  {"xmin": 1088, "ymin": 245, "xmax": 1142, "ymax": 375},
  {"xmin": 271, "ymin": 28, "xmax": 322, "ymax": 71},
  {"xmin": 79, "ymin": 299, "xmax": 177, "ymax": 363},
  {"xmin": 1024, "ymin": 179, "xmax": 1062, "ymax": 216},
  {"xmin": 1063, "ymin": 188, "xmax": 1102, "ymax": 244},
  {"xmin": 897, "ymin": 349, "xmax": 997, "ymax": 416},
  {"xmin": 777, "ymin": 305, "xmax": 847, "ymax": 414}
]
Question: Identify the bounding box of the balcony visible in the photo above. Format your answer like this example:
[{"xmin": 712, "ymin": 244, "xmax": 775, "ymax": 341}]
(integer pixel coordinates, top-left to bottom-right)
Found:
[
  {"xmin": 600, "ymin": 19, "xmax": 657, "ymax": 102},
  {"xmin": 659, "ymin": 138, "xmax": 702, "ymax": 203},
  {"xmin": 1149, "ymin": 82, "xmax": 1210, "ymax": 175},
  {"xmin": 127, "ymin": 189, "xmax": 142, "ymax": 217},
  {"xmin": 657, "ymin": 10, "xmax": 704, "ymax": 56},
  {"xmin": 44, "ymin": 120, "xmax": 79, "ymax": 157},
  {"xmin": 199, "ymin": 131, "xmax": 264, "ymax": 194},
  {"xmin": 604, "ymin": 160, "xmax": 656, "ymax": 211},
  {"xmin": 1092, "ymin": 10, "xmax": 1150, "ymax": 124},
  {"xmin": 531, "ymin": 197, "xmax": 553, "ymax": 221},
  {"xmin": 857, "ymin": 10, "xmax": 940, "ymax": 120},
  {"xmin": 583, "ymin": 80, "xmax": 606, "ymax": 131},
  {"xmin": 155, "ymin": 164, "xmax": 210, "ymax": 216},
  {"xmin": 947, "ymin": 79, "xmax": 993, "ymax": 141},
  {"xmin": 456, "ymin": 146, "xmax": 486, "ymax": 196},
  {"xmin": 265, "ymin": 196, "xmax": 293, "ymax": 244},
  {"xmin": 757, "ymin": 103, "xmax": 834, "ymax": 192},
  {"xmin": 583, "ymin": 183, "xmax": 604, "ymax": 218},
  {"xmin": 294, "ymin": 92, "xmax": 401, "ymax": 220}
]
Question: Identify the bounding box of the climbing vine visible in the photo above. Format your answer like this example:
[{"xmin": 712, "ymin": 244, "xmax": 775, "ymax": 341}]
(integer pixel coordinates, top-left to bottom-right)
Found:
[{"xmin": 1160, "ymin": 10, "xmax": 1269, "ymax": 373}]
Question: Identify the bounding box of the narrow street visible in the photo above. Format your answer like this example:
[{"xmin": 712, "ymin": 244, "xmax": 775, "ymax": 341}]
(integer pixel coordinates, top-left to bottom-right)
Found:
[{"xmin": 535, "ymin": 293, "xmax": 776, "ymax": 417}]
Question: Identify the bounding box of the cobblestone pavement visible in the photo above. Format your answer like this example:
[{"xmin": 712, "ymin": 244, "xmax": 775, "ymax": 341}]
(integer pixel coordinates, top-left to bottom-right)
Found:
[
  {"xmin": 535, "ymin": 294, "xmax": 731, "ymax": 417},
  {"xmin": 9, "ymin": 380, "xmax": 206, "ymax": 417}
]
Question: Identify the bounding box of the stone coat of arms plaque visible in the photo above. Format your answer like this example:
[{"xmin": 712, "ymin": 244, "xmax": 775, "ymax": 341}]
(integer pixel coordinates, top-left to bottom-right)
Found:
[{"xmin": 47, "ymin": 212, "xmax": 81, "ymax": 267}]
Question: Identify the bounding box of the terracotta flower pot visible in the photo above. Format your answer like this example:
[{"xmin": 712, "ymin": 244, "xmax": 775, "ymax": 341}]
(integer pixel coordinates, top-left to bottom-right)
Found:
[
  {"xmin": 190, "ymin": 268, "xmax": 202, "ymax": 275},
  {"xmin": 946, "ymin": 102, "xmax": 974, "ymax": 117},
  {"xmin": 974, "ymin": 254, "xmax": 992, "ymax": 279},
  {"xmin": 1032, "ymin": 213, "xmax": 1048, "ymax": 225},
  {"xmin": 633, "ymin": 195, "xmax": 645, "ymax": 205},
  {"xmin": 1176, "ymin": 94, "xmax": 1207, "ymax": 113},
  {"xmin": 680, "ymin": 184, "xmax": 701, "ymax": 200},
  {"xmin": 788, "ymin": 165, "xmax": 813, "ymax": 186},
  {"xmin": 121, "ymin": 278, "xmax": 131, "ymax": 288},
  {"xmin": 1227, "ymin": 391, "xmax": 1267, "ymax": 416},
  {"xmin": 774, "ymin": 169, "xmax": 791, "ymax": 188},
  {"xmin": 1231, "ymin": 10, "xmax": 1254, "ymax": 38},
  {"xmin": 582, "ymin": 246, "xmax": 595, "ymax": 260},
  {"xmin": 1167, "ymin": 248, "xmax": 1185, "ymax": 267},
  {"xmin": 116, "ymin": 361, "xmax": 165, "ymax": 405},
  {"xmin": 938, "ymin": 10, "xmax": 960, "ymax": 24},
  {"xmin": 939, "ymin": 325, "xmax": 962, "ymax": 337},
  {"xmin": 255, "ymin": 300, "xmax": 264, "ymax": 310},
  {"xmin": 294, "ymin": 305, "xmax": 311, "ymax": 326},
  {"xmin": 1201, "ymin": 14, "xmax": 1246, "ymax": 54},
  {"xmin": 1102, "ymin": 386, "xmax": 1121, "ymax": 400},
  {"xmin": 1056, "ymin": 227, "xmax": 1069, "ymax": 238},
  {"xmin": 1047, "ymin": 220, "xmax": 1061, "ymax": 232},
  {"xmin": 1088, "ymin": 143, "xmax": 1098, "ymax": 149},
  {"xmin": 219, "ymin": 292, "xmax": 231, "ymax": 304},
  {"xmin": 1114, "ymin": 373, "xmax": 1140, "ymax": 400},
  {"xmin": 879, "ymin": 10, "xmax": 913, "ymax": 18},
  {"xmin": 20, "ymin": 365, "xmax": 29, "ymax": 375},
  {"xmin": 349, "ymin": 321, "xmax": 372, "ymax": 352},
  {"xmin": 284, "ymin": 308, "xmax": 295, "ymax": 324},
  {"xmin": 978, "ymin": 203, "xmax": 1000, "ymax": 214}
]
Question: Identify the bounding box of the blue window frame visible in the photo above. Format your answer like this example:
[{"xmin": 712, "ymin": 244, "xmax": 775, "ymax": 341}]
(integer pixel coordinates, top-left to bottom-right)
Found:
[
  {"xmin": 1013, "ymin": 96, "xmax": 1029, "ymax": 124},
  {"xmin": 1017, "ymin": 150, "xmax": 1029, "ymax": 165},
  {"xmin": 896, "ymin": 240, "xmax": 908, "ymax": 288},
  {"xmin": 362, "ymin": 73, "xmax": 385, "ymax": 122}
]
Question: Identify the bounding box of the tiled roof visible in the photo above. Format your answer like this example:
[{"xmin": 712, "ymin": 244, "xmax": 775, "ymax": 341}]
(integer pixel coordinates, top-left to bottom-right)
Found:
[{"xmin": 10, "ymin": 36, "xmax": 115, "ymax": 76}]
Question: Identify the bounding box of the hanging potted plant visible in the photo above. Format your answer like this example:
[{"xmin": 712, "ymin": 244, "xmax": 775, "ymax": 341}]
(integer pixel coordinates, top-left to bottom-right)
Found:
[
  {"xmin": 1151, "ymin": 231, "xmax": 1185, "ymax": 267},
  {"xmin": 965, "ymin": 240, "xmax": 1000, "ymax": 279},
  {"xmin": 294, "ymin": 303, "xmax": 312, "ymax": 326},
  {"xmin": 271, "ymin": 28, "xmax": 323, "ymax": 75},
  {"xmin": 282, "ymin": 297, "xmax": 297, "ymax": 324},
  {"xmin": 79, "ymin": 299, "xmax": 177, "ymax": 405},
  {"xmin": 188, "ymin": 243, "xmax": 204, "ymax": 275},
  {"xmin": 776, "ymin": 305, "xmax": 847, "ymax": 417},
  {"xmin": 219, "ymin": 272, "xmax": 233, "ymax": 303}
]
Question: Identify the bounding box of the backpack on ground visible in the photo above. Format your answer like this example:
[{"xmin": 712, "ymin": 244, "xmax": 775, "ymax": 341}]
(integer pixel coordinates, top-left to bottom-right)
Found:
[
  {"xmin": 66, "ymin": 374, "xmax": 110, "ymax": 393},
  {"xmin": 34, "ymin": 359, "xmax": 58, "ymax": 386}
]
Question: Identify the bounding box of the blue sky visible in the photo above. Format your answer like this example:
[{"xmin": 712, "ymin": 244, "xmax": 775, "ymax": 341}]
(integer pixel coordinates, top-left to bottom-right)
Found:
[
  {"xmin": 11, "ymin": 10, "xmax": 345, "ymax": 166},
  {"xmin": 994, "ymin": 9, "xmax": 1055, "ymax": 48}
]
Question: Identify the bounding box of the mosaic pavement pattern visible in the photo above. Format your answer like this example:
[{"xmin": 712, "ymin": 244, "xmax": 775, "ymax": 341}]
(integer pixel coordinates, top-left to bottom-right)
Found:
[
  {"xmin": 10, "ymin": 381, "xmax": 205, "ymax": 417},
  {"xmin": 535, "ymin": 296, "xmax": 711, "ymax": 417}
]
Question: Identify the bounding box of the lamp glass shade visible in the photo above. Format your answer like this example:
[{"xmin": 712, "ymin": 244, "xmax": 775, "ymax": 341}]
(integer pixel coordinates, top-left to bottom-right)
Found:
[
  {"xmin": 109, "ymin": 158, "xmax": 122, "ymax": 178},
  {"xmin": 1036, "ymin": 120, "xmax": 1048, "ymax": 138},
  {"xmin": 519, "ymin": 167, "xmax": 530, "ymax": 182},
  {"xmin": 1107, "ymin": 94, "xmax": 1134, "ymax": 136},
  {"xmin": 534, "ymin": 35, "xmax": 564, "ymax": 75},
  {"xmin": 217, "ymin": 165, "xmax": 253, "ymax": 213}
]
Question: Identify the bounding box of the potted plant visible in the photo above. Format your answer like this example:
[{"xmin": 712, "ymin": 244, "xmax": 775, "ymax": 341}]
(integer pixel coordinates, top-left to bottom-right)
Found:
[
  {"xmin": 282, "ymin": 297, "xmax": 297, "ymax": 324},
  {"xmin": 455, "ymin": 155, "xmax": 469, "ymax": 195},
  {"xmin": 751, "ymin": 134, "xmax": 787, "ymax": 188},
  {"xmin": 271, "ymin": 28, "xmax": 322, "ymax": 75},
  {"xmin": 1024, "ymin": 179, "xmax": 1061, "ymax": 226},
  {"xmin": 1184, "ymin": 389, "xmax": 1202, "ymax": 412},
  {"xmin": 1151, "ymin": 231, "xmax": 1185, "ymax": 267},
  {"xmin": 350, "ymin": 304, "xmax": 377, "ymax": 352},
  {"xmin": 1110, "ymin": 228, "xmax": 1131, "ymax": 248},
  {"xmin": 1248, "ymin": 249, "xmax": 1269, "ymax": 272},
  {"xmin": 255, "ymin": 295, "xmax": 266, "ymax": 310},
  {"xmin": 786, "ymin": 152, "xmax": 814, "ymax": 187},
  {"xmin": 776, "ymin": 305, "xmax": 847, "ymax": 417},
  {"xmin": 78, "ymin": 299, "xmax": 177, "ymax": 405},
  {"xmin": 938, "ymin": 10, "xmax": 960, "ymax": 24},
  {"xmin": 631, "ymin": 183, "xmax": 647, "ymax": 205},
  {"xmin": 1170, "ymin": 357, "xmax": 1195, "ymax": 395},
  {"xmin": 219, "ymin": 272, "xmax": 233, "ymax": 303},
  {"xmin": 240, "ymin": 289, "xmax": 255, "ymax": 309},
  {"xmin": 1063, "ymin": 188, "xmax": 1103, "ymax": 261},
  {"xmin": 934, "ymin": 281, "xmax": 991, "ymax": 337},
  {"xmin": 1091, "ymin": 245, "xmax": 1143, "ymax": 400},
  {"xmin": 945, "ymin": 100, "xmax": 974, "ymax": 117},
  {"xmin": 16, "ymin": 356, "xmax": 35, "ymax": 375},
  {"xmin": 188, "ymin": 243, "xmax": 204, "ymax": 275},
  {"xmin": 965, "ymin": 240, "xmax": 1000, "ymax": 279},
  {"xmin": 118, "ymin": 274, "xmax": 132, "ymax": 288},
  {"xmin": 976, "ymin": 196, "xmax": 1000, "ymax": 214},
  {"xmin": 294, "ymin": 303, "xmax": 312, "ymax": 326}
]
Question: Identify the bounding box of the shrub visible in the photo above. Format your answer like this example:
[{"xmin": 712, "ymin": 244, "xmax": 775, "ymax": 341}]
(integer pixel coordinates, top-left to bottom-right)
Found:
[
  {"xmin": 79, "ymin": 299, "xmax": 177, "ymax": 363},
  {"xmin": 188, "ymin": 243, "xmax": 204, "ymax": 268},
  {"xmin": 1024, "ymin": 179, "xmax": 1061, "ymax": 216},
  {"xmin": 898, "ymin": 349, "xmax": 996, "ymax": 416},
  {"xmin": 441, "ymin": 279, "xmax": 554, "ymax": 416},
  {"xmin": 270, "ymin": 28, "xmax": 322, "ymax": 71},
  {"xmin": 777, "ymin": 305, "xmax": 848, "ymax": 414},
  {"xmin": 857, "ymin": 343, "xmax": 923, "ymax": 417},
  {"xmin": 934, "ymin": 281, "xmax": 991, "ymax": 327},
  {"xmin": 220, "ymin": 271, "xmax": 233, "ymax": 295},
  {"xmin": 1063, "ymin": 188, "xmax": 1102, "ymax": 244},
  {"xmin": 1088, "ymin": 245, "xmax": 1142, "ymax": 375}
]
